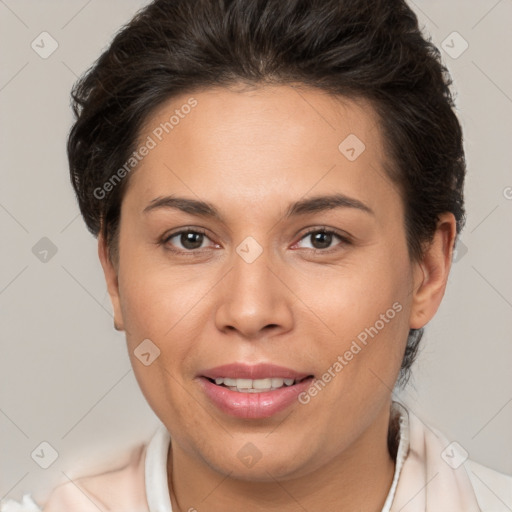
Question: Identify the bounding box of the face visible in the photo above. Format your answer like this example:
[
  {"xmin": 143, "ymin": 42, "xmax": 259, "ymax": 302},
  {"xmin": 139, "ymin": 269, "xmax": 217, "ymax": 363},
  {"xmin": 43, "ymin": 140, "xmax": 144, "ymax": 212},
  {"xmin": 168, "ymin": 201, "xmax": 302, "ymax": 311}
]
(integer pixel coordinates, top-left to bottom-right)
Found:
[{"xmin": 100, "ymin": 84, "xmax": 451, "ymax": 481}]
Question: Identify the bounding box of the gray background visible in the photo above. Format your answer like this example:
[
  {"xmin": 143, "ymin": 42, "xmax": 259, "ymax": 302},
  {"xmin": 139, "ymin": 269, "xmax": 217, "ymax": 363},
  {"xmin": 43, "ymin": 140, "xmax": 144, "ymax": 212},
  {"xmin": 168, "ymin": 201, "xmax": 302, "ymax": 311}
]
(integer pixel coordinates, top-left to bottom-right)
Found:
[{"xmin": 1, "ymin": 0, "xmax": 511, "ymax": 504}]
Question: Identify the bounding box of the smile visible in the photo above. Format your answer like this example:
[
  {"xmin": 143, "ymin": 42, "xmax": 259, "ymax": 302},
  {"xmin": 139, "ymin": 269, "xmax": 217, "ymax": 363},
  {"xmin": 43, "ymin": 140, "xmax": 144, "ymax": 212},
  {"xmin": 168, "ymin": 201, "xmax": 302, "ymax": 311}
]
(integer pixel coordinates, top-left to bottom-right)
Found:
[{"xmin": 198, "ymin": 363, "xmax": 314, "ymax": 418}]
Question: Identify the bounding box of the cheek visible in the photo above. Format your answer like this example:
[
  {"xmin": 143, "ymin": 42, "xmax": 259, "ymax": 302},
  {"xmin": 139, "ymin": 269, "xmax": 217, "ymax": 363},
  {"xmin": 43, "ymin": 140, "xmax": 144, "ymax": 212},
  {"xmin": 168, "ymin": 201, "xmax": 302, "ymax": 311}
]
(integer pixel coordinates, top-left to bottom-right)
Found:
[
  {"xmin": 117, "ymin": 258, "xmax": 208, "ymax": 428},
  {"xmin": 310, "ymin": 246, "xmax": 413, "ymax": 381},
  {"xmin": 321, "ymin": 259, "xmax": 410, "ymax": 334},
  {"xmin": 118, "ymin": 252, "xmax": 209, "ymax": 344},
  {"xmin": 116, "ymin": 250, "xmax": 220, "ymax": 413},
  {"xmin": 297, "ymin": 256, "xmax": 412, "ymax": 442}
]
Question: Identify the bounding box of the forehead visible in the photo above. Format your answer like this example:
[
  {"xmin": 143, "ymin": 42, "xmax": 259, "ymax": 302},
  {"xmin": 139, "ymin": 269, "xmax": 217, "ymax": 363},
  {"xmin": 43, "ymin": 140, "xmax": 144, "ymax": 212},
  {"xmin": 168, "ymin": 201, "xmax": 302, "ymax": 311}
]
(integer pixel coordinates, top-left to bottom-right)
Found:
[{"xmin": 123, "ymin": 84, "xmax": 398, "ymax": 220}]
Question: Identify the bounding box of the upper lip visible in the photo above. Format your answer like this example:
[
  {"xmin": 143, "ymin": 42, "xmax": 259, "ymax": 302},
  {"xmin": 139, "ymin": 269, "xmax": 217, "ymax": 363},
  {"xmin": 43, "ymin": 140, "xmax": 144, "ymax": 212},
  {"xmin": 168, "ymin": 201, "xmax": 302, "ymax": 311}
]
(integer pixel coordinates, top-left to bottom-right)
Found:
[{"xmin": 200, "ymin": 363, "xmax": 312, "ymax": 380}]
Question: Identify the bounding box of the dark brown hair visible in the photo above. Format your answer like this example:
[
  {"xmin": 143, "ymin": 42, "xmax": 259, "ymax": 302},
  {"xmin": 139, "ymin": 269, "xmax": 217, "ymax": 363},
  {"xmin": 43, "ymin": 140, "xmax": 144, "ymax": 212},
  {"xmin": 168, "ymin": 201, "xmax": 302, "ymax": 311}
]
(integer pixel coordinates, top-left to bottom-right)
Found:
[{"xmin": 67, "ymin": 0, "xmax": 466, "ymax": 386}]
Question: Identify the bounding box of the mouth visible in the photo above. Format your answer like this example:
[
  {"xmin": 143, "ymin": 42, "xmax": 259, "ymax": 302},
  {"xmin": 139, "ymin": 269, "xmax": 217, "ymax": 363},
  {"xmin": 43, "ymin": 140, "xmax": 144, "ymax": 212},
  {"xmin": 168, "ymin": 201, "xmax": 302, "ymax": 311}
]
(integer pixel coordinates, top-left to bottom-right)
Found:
[{"xmin": 198, "ymin": 363, "xmax": 314, "ymax": 418}]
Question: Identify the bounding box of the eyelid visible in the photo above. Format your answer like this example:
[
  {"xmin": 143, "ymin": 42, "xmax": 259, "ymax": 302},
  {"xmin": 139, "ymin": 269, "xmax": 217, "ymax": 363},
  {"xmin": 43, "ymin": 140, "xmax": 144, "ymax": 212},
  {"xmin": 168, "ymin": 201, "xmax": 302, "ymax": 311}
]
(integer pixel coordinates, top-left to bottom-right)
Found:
[{"xmin": 162, "ymin": 226, "xmax": 209, "ymax": 240}]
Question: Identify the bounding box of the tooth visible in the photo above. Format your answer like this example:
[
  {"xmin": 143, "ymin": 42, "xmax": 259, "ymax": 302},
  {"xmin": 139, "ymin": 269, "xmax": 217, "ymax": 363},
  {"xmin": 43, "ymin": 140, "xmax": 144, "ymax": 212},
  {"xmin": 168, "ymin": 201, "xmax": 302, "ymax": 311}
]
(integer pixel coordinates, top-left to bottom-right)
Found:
[
  {"xmin": 236, "ymin": 378, "xmax": 253, "ymax": 390},
  {"xmin": 252, "ymin": 378, "xmax": 273, "ymax": 389},
  {"xmin": 214, "ymin": 376, "xmax": 298, "ymax": 392},
  {"xmin": 271, "ymin": 378, "xmax": 285, "ymax": 388}
]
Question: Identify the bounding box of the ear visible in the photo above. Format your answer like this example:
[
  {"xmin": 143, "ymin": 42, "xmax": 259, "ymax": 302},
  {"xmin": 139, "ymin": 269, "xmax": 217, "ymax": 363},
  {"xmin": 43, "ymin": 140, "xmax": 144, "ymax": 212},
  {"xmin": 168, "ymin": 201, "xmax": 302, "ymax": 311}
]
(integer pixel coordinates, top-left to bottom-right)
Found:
[
  {"xmin": 409, "ymin": 212, "xmax": 457, "ymax": 330},
  {"xmin": 98, "ymin": 233, "xmax": 125, "ymax": 331}
]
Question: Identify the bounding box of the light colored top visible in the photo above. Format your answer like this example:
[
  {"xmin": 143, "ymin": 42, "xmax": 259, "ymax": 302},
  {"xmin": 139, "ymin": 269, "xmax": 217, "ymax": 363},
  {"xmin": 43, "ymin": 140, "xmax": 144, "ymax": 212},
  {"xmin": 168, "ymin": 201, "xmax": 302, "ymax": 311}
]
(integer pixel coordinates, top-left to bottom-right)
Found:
[{"xmin": 2, "ymin": 401, "xmax": 511, "ymax": 511}]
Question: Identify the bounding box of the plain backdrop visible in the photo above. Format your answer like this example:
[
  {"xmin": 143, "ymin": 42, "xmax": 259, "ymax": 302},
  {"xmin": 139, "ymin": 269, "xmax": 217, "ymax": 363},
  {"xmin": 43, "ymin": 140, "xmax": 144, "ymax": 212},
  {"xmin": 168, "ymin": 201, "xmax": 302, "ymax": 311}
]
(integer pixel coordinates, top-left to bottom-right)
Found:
[{"xmin": 1, "ymin": 0, "xmax": 511, "ymax": 504}]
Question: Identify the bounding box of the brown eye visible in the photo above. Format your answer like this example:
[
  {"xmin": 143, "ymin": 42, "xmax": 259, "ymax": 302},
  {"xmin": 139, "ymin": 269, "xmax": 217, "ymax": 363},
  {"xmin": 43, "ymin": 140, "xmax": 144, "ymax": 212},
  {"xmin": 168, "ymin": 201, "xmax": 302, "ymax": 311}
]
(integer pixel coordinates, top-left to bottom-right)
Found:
[
  {"xmin": 295, "ymin": 229, "xmax": 349, "ymax": 251},
  {"xmin": 309, "ymin": 231, "xmax": 334, "ymax": 249},
  {"xmin": 163, "ymin": 230, "xmax": 211, "ymax": 252},
  {"xmin": 179, "ymin": 232, "xmax": 205, "ymax": 250}
]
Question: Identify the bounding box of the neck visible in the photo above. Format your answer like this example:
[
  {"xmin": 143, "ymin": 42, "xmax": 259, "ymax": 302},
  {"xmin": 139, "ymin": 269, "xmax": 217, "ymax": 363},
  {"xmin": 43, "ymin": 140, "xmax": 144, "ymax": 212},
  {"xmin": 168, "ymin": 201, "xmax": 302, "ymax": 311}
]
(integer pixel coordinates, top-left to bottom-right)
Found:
[{"xmin": 168, "ymin": 402, "xmax": 396, "ymax": 512}]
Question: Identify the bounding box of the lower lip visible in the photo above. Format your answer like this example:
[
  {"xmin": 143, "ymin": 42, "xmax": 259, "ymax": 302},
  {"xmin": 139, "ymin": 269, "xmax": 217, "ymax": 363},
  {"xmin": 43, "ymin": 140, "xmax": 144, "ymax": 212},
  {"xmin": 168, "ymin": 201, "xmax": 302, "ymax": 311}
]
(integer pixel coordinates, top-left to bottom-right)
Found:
[{"xmin": 199, "ymin": 377, "xmax": 314, "ymax": 419}]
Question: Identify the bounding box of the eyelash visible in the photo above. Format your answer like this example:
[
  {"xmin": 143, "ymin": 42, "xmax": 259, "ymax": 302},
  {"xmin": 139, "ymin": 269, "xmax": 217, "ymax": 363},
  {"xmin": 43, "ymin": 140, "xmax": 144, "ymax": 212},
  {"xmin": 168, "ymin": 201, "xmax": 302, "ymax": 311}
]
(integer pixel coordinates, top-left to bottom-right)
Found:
[{"xmin": 160, "ymin": 227, "xmax": 351, "ymax": 256}]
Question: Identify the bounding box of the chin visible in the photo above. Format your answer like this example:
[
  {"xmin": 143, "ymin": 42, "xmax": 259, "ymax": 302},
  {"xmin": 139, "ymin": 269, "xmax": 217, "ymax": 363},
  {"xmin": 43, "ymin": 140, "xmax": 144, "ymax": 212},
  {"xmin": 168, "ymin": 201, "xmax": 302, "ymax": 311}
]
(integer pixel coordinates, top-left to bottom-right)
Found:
[{"xmin": 196, "ymin": 436, "xmax": 318, "ymax": 482}]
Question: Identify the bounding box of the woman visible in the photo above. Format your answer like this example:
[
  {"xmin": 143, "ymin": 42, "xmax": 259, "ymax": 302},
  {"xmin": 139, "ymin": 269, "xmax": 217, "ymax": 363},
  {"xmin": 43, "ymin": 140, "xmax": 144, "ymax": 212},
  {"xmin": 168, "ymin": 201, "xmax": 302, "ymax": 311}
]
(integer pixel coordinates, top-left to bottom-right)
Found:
[{"xmin": 3, "ymin": 0, "xmax": 510, "ymax": 510}]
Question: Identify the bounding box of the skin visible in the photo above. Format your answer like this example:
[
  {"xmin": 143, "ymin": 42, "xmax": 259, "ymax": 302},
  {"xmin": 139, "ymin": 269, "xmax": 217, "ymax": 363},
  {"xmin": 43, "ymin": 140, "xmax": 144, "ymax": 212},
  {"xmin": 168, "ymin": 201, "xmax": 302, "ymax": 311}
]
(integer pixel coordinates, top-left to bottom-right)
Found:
[{"xmin": 99, "ymin": 84, "xmax": 456, "ymax": 512}]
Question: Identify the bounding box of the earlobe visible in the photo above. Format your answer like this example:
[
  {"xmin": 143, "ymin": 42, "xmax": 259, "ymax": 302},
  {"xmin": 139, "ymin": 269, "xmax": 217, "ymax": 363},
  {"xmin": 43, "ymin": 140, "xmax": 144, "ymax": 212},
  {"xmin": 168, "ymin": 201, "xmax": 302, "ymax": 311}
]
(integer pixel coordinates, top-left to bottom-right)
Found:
[
  {"xmin": 409, "ymin": 213, "xmax": 457, "ymax": 330},
  {"xmin": 98, "ymin": 233, "xmax": 125, "ymax": 331}
]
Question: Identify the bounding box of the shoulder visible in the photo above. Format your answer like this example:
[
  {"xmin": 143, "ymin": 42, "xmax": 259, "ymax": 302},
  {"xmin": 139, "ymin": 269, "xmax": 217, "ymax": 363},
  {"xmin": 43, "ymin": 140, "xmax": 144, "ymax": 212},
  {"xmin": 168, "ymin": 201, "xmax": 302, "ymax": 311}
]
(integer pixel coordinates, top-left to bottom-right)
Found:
[
  {"xmin": 42, "ymin": 442, "xmax": 148, "ymax": 512},
  {"xmin": 1, "ymin": 425, "xmax": 171, "ymax": 512},
  {"xmin": 465, "ymin": 459, "xmax": 512, "ymax": 511},
  {"xmin": 393, "ymin": 402, "xmax": 512, "ymax": 511}
]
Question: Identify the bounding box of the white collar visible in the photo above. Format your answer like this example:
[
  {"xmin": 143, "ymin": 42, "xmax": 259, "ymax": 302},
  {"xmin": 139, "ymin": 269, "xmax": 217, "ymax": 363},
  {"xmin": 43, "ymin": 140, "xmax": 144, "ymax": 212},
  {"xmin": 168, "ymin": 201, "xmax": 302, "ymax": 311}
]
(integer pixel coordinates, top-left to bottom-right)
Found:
[
  {"xmin": 145, "ymin": 423, "xmax": 173, "ymax": 512},
  {"xmin": 381, "ymin": 401, "xmax": 411, "ymax": 511},
  {"xmin": 144, "ymin": 401, "xmax": 410, "ymax": 512}
]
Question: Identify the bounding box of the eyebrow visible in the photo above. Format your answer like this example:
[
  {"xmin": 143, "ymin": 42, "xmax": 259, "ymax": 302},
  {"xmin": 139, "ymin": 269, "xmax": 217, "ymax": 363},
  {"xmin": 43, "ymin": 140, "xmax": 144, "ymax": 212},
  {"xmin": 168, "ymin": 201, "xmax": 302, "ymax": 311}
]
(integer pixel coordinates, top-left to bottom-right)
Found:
[{"xmin": 142, "ymin": 193, "xmax": 374, "ymax": 221}]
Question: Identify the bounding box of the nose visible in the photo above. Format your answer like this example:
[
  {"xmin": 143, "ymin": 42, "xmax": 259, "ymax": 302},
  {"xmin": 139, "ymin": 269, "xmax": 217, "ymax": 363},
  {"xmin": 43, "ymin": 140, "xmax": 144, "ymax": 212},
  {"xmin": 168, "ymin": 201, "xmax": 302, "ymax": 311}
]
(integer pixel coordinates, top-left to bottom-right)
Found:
[{"xmin": 214, "ymin": 242, "xmax": 294, "ymax": 340}]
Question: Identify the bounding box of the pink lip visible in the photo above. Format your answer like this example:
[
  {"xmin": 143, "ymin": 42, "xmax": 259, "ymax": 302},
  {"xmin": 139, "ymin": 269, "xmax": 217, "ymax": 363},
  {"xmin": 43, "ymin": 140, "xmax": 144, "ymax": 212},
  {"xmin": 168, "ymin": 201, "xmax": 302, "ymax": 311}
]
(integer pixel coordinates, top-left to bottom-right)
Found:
[{"xmin": 198, "ymin": 363, "xmax": 314, "ymax": 419}]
